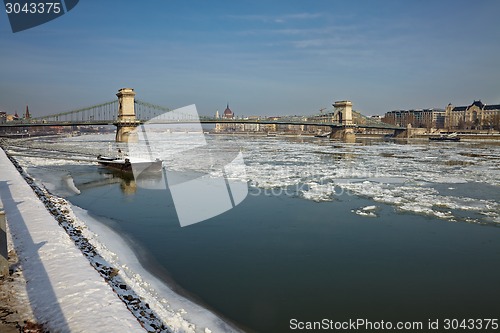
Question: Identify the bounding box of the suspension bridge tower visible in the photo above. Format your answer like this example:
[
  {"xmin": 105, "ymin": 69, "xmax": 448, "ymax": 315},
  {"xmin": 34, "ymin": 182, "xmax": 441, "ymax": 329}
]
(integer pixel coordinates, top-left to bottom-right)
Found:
[
  {"xmin": 333, "ymin": 100, "xmax": 353, "ymax": 125},
  {"xmin": 330, "ymin": 100, "xmax": 356, "ymax": 142},
  {"xmin": 115, "ymin": 88, "xmax": 140, "ymax": 142}
]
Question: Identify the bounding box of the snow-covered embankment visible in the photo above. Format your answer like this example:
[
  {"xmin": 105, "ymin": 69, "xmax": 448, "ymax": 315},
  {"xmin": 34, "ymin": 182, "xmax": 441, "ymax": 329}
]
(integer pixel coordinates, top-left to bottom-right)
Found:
[{"xmin": 0, "ymin": 147, "xmax": 152, "ymax": 332}]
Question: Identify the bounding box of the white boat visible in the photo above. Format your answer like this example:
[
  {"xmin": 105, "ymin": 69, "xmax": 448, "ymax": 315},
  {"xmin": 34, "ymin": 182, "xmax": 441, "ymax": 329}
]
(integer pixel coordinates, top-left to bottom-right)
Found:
[
  {"xmin": 97, "ymin": 155, "xmax": 162, "ymax": 174},
  {"xmin": 429, "ymin": 132, "xmax": 460, "ymax": 142},
  {"xmin": 314, "ymin": 131, "xmax": 331, "ymax": 138}
]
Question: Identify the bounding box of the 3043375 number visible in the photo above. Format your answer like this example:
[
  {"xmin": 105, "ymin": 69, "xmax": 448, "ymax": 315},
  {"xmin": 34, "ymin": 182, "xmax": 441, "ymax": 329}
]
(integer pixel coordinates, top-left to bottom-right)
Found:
[
  {"xmin": 5, "ymin": 2, "xmax": 62, "ymax": 14},
  {"xmin": 443, "ymin": 319, "xmax": 499, "ymax": 330}
]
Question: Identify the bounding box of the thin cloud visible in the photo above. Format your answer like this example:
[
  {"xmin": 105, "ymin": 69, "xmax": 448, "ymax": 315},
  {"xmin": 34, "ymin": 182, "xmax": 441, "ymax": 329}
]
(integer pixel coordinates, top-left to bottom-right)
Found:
[
  {"xmin": 281, "ymin": 13, "xmax": 323, "ymax": 20},
  {"xmin": 239, "ymin": 26, "xmax": 349, "ymax": 36},
  {"xmin": 226, "ymin": 12, "xmax": 323, "ymax": 23}
]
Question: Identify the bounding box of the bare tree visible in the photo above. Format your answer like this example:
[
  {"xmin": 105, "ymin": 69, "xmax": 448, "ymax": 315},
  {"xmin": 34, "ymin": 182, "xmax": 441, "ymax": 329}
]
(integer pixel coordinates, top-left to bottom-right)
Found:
[
  {"xmin": 457, "ymin": 118, "xmax": 466, "ymax": 130},
  {"xmin": 493, "ymin": 114, "xmax": 500, "ymax": 131}
]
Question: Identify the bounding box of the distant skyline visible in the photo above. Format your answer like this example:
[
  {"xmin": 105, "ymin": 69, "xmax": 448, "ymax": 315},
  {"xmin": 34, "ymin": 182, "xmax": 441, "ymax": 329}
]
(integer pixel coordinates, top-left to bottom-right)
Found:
[{"xmin": 1, "ymin": 0, "xmax": 500, "ymax": 117}]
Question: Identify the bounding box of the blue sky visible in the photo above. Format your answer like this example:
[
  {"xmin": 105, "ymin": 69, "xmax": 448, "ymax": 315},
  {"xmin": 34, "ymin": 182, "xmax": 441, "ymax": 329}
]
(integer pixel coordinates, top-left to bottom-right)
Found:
[{"xmin": 1, "ymin": 0, "xmax": 500, "ymax": 117}]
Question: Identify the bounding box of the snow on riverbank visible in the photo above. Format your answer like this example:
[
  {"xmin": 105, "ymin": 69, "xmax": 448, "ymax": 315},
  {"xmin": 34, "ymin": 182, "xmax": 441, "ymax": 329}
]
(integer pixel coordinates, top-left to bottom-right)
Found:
[
  {"xmin": 0, "ymin": 148, "xmax": 146, "ymax": 332},
  {"xmin": 69, "ymin": 205, "xmax": 237, "ymax": 333},
  {"xmin": 1, "ymin": 146, "xmax": 238, "ymax": 333}
]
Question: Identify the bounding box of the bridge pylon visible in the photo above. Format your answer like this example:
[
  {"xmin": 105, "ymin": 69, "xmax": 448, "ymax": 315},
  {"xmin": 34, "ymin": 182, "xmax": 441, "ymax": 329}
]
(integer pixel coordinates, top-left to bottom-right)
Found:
[
  {"xmin": 115, "ymin": 88, "xmax": 140, "ymax": 142},
  {"xmin": 333, "ymin": 100, "xmax": 353, "ymax": 125},
  {"xmin": 330, "ymin": 100, "xmax": 356, "ymax": 142}
]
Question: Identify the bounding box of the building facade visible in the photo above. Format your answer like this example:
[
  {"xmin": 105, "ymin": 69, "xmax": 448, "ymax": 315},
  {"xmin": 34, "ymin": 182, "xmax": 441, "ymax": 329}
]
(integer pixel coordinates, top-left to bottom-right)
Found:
[
  {"xmin": 215, "ymin": 103, "xmax": 240, "ymax": 132},
  {"xmin": 383, "ymin": 101, "xmax": 500, "ymax": 131},
  {"xmin": 445, "ymin": 100, "xmax": 500, "ymax": 130},
  {"xmin": 383, "ymin": 108, "xmax": 445, "ymax": 129}
]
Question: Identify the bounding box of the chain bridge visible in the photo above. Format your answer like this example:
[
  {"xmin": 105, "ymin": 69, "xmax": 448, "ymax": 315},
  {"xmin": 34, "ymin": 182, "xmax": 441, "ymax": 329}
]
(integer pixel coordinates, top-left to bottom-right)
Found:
[{"xmin": 0, "ymin": 88, "xmax": 404, "ymax": 141}]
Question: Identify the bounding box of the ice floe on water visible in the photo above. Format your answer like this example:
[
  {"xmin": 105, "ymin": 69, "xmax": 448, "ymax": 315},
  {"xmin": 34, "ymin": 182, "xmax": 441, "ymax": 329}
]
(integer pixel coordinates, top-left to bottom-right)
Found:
[
  {"xmin": 352, "ymin": 205, "xmax": 379, "ymax": 217},
  {"xmin": 63, "ymin": 174, "xmax": 81, "ymax": 195},
  {"xmin": 235, "ymin": 138, "xmax": 500, "ymax": 224},
  {"xmin": 7, "ymin": 134, "xmax": 499, "ymax": 225},
  {"xmin": 300, "ymin": 182, "xmax": 336, "ymax": 202},
  {"xmin": 5, "ymin": 134, "xmax": 500, "ymax": 226}
]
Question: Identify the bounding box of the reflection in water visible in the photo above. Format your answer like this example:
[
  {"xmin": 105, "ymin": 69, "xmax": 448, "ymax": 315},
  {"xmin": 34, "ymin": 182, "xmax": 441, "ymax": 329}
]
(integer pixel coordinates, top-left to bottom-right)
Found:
[
  {"xmin": 443, "ymin": 160, "xmax": 474, "ymax": 166},
  {"xmin": 314, "ymin": 151, "xmax": 355, "ymax": 160},
  {"xmin": 80, "ymin": 167, "xmax": 165, "ymax": 195},
  {"xmin": 120, "ymin": 178, "xmax": 137, "ymax": 195}
]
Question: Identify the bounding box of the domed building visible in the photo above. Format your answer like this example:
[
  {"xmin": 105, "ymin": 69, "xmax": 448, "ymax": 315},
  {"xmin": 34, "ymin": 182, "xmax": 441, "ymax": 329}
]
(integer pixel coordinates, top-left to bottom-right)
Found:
[{"xmin": 223, "ymin": 103, "xmax": 234, "ymax": 119}]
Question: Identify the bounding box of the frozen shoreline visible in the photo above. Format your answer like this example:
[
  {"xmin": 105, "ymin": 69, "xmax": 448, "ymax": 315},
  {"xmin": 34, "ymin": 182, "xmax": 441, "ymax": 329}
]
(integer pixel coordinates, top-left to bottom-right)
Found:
[
  {"xmin": 0, "ymin": 148, "xmax": 238, "ymax": 333},
  {"xmin": 0, "ymin": 147, "xmax": 146, "ymax": 332},
  {"xmin": 68, "ymin": 205, "xmax": 240, "ymax": 333}
]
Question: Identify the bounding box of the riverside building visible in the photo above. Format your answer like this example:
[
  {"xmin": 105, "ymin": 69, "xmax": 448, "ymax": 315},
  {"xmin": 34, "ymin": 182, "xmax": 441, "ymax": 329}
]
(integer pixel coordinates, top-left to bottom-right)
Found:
[
  {"xmin": 383, "ymin": 108, "xmax": 446, "ymax": 129},
  {"xmin": 445, "ymin": 100, "xmax": 500, "ymax": 130},
  {"xmin": 383, "ymin": 100, "xmax": 500, "ymax": 131}
]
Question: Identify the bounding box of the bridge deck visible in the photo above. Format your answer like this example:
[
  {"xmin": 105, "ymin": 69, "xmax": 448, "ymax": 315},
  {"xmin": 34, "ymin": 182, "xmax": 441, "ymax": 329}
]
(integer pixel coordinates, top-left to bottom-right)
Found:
[
  {"xmin": 0, "ymin": 119, "xmax": 403, "ymax": 130},
  {"xmin": 0, "ymin": 98, "xmax": 403, "ymax": 130}
]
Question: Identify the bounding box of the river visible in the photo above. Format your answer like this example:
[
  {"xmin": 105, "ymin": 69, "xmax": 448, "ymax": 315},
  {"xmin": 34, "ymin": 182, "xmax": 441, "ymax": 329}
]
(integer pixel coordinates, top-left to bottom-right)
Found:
[{"xmin": 5, "ymin": 134, "xmax": 500, "ymax": 332}]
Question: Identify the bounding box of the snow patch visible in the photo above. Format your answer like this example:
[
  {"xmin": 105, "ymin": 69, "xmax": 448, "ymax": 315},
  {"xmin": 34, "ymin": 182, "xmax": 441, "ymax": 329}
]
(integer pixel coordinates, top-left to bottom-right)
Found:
[{"xmin": 352, "ymin": 205, "xmax": 379, "ymax": 217}]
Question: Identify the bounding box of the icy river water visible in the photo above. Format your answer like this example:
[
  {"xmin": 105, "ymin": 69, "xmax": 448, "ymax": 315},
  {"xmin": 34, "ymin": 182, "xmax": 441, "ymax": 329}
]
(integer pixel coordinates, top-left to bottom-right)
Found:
[{"xmin": 6, "ymin": 134, "xmax": 500, "ymax": 332}]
